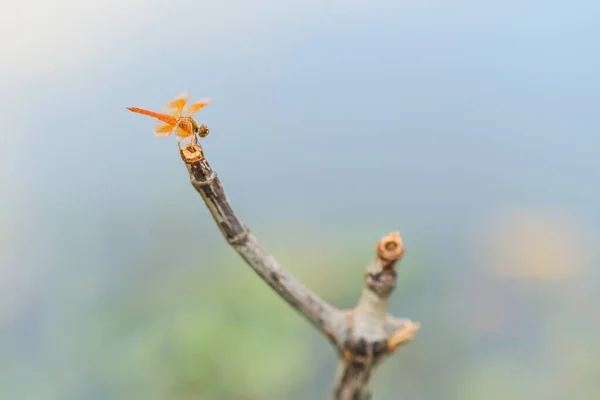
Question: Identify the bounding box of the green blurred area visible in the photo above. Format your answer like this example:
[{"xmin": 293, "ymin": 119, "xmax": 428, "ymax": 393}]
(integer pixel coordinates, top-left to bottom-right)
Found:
[{"xmin": 1, "ymin": 212, "xmax": 598, "ymax": 400}]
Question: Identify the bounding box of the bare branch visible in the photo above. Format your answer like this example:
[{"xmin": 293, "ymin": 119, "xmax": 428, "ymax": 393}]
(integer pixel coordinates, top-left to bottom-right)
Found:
[
  {"xmin": 331, "ymin": 232, "xmax": 420, "ymax": 399},
  {"xmin": 178, "ymin": 143, "xmax": 346, "ymax": 342},
  {"xmin": 177, "ymin": 141, "xmax": 420, "ymax": 400}
]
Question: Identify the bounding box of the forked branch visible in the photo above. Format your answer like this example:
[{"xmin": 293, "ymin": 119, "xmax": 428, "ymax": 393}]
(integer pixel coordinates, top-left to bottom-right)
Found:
[{"xmin": 178, "ymin": 139, "xmax": 419, "ymax": 400}]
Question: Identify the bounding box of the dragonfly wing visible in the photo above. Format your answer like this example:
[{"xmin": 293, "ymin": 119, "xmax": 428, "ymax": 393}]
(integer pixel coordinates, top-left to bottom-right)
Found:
[
  {"xmin": 153, "ymin": 120, "xmax": 175, "ymax": 137},
  {"xmin": 184, "ymin": 97, "xmax": 213, "ymax": 116},
  {"xmin": 161, "ymin": 92, "xmax": 190, "ymax": 117}
]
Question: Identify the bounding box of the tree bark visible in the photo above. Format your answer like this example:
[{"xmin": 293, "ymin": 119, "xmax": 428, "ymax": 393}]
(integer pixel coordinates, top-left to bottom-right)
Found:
[{"xmin": 178, "ymin": 140, "xmax": 420, "ymax": 399}]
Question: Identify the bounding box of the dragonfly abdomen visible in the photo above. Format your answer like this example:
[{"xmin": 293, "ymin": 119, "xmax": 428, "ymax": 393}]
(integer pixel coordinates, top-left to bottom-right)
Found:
[{"xmin": 126, "ymin": 107, "xmax": 178, "ymax": 125}]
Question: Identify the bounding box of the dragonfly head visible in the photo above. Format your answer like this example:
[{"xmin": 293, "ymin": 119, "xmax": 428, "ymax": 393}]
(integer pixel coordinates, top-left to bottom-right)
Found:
[{"xmin": 194, "ymin": 122, "xmax": 210, "ymax": 138}]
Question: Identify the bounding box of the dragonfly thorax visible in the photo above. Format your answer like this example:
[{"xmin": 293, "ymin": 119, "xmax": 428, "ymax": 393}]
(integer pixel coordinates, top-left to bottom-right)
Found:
[
  {"xmin": 176, "ymin": 118, "xmax": 195, "ymax": 137},
  {"xmin": 189, "ymin": 118, "xmax": 199, "ymax": 132}
]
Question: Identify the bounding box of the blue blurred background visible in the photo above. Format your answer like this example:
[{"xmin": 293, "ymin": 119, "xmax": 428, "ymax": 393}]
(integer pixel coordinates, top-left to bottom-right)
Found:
[{"xmin": 1, "ymin": 0, "xmax": 599, "ymax": 399}]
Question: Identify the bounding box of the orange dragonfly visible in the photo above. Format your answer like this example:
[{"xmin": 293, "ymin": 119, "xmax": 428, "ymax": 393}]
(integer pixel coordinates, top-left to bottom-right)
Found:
[{"xmin": 127, "ymin": 93, "xmax": 213, "ymax": 144}]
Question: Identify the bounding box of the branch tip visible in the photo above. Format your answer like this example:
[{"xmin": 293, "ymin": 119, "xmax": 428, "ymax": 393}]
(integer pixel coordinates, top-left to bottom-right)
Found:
[
  {"xmin": 179, "ymin": 143, "xmax": 204, "ymax": 163},
  {"xmin": 376, "ymin": 231, "xmax": 404, "ymax": 268}
]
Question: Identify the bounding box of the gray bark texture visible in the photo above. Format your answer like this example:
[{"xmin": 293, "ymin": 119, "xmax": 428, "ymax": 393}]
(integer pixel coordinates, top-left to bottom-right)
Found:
[{"xmin": 179, "ymin": 141, "xmax": 420, "ymax": 399}]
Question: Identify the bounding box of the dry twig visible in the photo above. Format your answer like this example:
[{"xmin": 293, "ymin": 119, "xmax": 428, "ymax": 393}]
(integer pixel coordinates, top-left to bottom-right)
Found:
[{"xmin": 178, "ymin": 137, "xmax": 420, "ymax": 399}]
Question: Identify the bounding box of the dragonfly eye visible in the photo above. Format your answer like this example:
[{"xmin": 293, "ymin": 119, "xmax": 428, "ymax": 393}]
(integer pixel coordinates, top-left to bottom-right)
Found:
[{"xmin": 196, "ymin": 124, "xmax": 210, "ymax": 138}]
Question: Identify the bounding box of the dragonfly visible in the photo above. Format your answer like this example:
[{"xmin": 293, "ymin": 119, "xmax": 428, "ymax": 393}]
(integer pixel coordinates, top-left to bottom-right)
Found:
[{"xmin": 127, "ymin": 93, "xmax": 213, "ymax": 145}]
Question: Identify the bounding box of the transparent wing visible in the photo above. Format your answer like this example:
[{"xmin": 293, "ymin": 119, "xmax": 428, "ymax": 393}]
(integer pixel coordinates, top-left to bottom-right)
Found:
[
  {"xmin": 153, "ymin": 120, "xmax": 175, "ymax": 137},
  {"xmin": 184, "ymin": 97, "xmax": 213, "ymax": 116},
  {"xmin": 161, "ymin": 92, "xmax": 190, "ymax": 116}
]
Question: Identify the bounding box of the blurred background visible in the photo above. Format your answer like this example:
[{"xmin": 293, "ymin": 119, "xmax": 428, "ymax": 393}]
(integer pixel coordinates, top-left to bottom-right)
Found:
[{"xmin": 1, "ymin": 0, "xmax": 599, "ymax": 399}]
